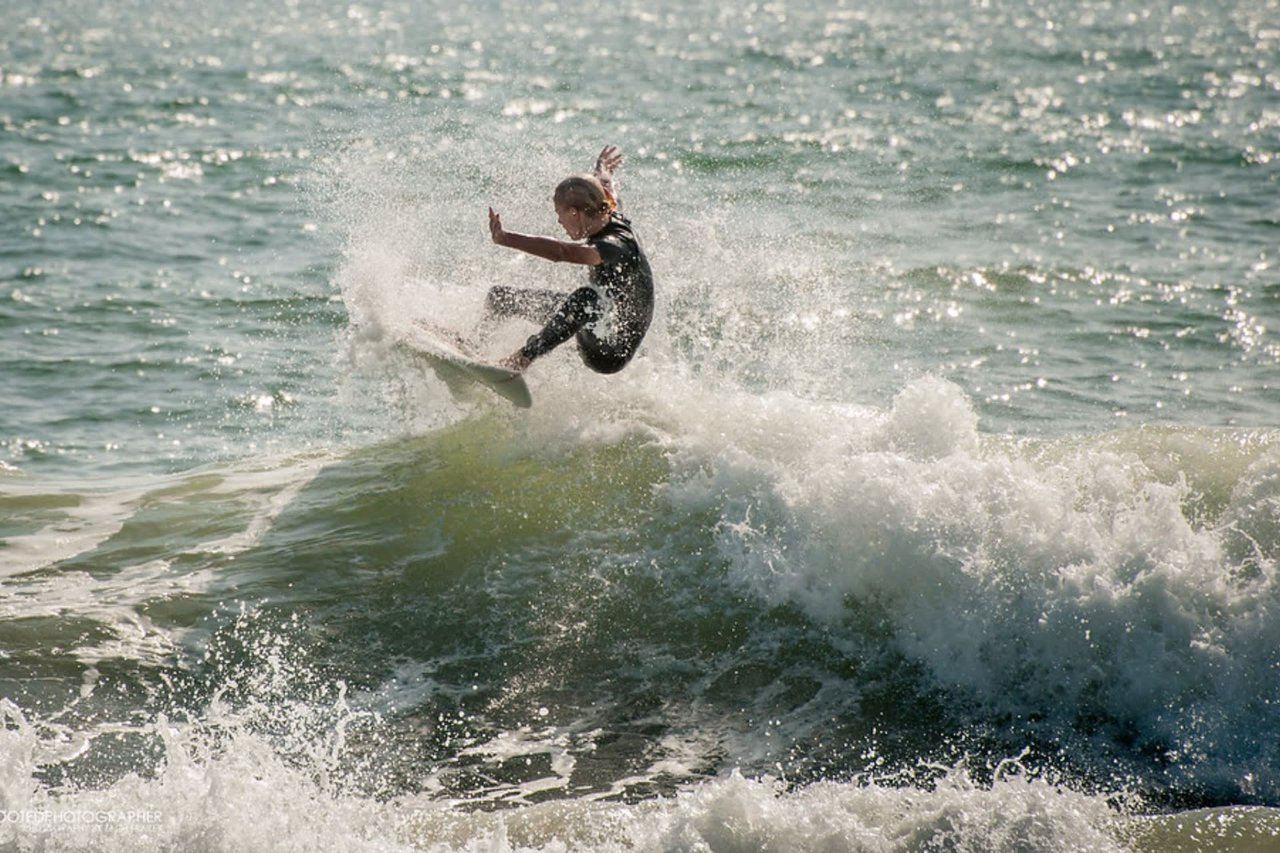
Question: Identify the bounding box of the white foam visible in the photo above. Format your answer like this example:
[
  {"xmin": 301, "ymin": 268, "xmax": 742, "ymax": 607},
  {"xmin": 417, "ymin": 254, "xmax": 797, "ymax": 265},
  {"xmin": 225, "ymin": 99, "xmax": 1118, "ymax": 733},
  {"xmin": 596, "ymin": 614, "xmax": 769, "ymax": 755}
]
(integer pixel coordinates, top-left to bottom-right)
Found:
[
  {"xmin": 634, "ymin": 374, "xmax": 1280, "ymax": 796},
  {"xmin": 0, "ymin": 693, "xmax": 1128, "ymax": 852},
  {"xmin": 398, "ymin": 768, "xmax": 1127, "ymax": 851}
]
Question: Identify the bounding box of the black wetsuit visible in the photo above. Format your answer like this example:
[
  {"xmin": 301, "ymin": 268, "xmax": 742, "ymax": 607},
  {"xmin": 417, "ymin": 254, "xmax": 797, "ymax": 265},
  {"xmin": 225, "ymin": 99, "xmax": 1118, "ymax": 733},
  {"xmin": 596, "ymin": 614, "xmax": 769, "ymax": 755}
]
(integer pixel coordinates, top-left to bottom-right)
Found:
[{"xmin": 486, "ymin": 212, "xmax": 654, "ymax": 374}]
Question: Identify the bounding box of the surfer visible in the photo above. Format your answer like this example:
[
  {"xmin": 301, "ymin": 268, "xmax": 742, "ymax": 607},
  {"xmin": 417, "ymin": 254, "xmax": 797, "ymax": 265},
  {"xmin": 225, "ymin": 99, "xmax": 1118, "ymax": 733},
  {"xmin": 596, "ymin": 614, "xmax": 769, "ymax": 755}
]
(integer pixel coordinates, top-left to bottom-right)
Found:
[{"xmin": 483, "ymin": 145, "xmax": 654, "ymax": 374}]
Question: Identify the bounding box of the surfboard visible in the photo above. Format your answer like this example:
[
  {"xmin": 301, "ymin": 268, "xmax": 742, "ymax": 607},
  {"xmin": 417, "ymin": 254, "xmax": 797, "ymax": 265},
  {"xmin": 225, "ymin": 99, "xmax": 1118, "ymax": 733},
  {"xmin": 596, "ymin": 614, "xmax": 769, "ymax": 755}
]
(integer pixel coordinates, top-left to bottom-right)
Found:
[{"xmin": 400, "ymin": 322, "xmax": 533, "ymax": 408}]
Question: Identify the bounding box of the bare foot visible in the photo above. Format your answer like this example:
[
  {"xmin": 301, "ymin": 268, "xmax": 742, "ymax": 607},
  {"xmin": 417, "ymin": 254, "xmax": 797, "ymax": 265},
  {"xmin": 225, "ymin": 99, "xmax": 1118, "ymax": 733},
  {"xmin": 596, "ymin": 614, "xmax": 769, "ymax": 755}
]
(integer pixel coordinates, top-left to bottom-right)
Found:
[{"xmin": 499, "ymin": 352, "xmax": 532, "ymax": 373}]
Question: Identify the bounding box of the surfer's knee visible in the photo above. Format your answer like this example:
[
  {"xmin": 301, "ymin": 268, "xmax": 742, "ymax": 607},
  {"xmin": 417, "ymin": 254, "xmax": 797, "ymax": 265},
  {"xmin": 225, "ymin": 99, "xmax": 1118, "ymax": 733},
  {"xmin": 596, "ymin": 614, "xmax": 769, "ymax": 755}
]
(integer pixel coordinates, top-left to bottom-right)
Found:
[
  {"xmin": 484, "ymin": 285, "xmax": 515, "ymax": 315},
  {"xmin": 563, "ymin": 287, "xmax": 601, "ymax": 322}
]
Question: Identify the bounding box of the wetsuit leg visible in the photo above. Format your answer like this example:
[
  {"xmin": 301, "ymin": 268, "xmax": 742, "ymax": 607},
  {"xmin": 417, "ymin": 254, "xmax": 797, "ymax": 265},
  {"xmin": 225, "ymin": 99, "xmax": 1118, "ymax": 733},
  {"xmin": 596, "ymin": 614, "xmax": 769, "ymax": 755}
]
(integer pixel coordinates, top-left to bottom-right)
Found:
[
  {"xmin": 518, "ymin": 287, "xmax": 601, "ymax": 362},
  {"xmin": 484, "ymin": 286, "xmax": 564, "ymax": 325},
  {"xmin": 575, "ymin": 342, "xmax": 632, "ymax": 374}
]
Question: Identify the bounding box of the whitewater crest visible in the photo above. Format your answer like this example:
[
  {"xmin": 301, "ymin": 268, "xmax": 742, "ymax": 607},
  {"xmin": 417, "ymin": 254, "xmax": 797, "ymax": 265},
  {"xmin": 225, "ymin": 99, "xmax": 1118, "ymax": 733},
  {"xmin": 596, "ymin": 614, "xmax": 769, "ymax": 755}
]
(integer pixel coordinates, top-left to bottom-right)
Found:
[{"xmin": 668, "ymin": 375, "xmax": 1280, "ymax": 802}]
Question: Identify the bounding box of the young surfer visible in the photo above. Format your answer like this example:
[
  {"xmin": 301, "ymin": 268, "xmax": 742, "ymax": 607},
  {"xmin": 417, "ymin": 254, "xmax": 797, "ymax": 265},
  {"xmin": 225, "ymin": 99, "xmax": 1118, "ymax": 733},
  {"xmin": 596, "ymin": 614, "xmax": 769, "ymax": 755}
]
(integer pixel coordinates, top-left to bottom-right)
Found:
[{"xmin": 483, "ymin": 145, "xmax": 654, "ymax": 374}]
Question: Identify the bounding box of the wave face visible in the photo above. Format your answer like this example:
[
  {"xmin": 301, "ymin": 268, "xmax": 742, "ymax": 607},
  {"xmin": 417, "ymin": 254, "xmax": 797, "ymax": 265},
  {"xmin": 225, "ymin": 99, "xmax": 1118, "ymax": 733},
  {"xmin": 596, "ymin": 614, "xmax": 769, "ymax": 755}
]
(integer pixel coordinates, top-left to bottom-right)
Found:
[{"xmin": 3, "ymin": 391, "xmax": 1280, "ymax": 848}]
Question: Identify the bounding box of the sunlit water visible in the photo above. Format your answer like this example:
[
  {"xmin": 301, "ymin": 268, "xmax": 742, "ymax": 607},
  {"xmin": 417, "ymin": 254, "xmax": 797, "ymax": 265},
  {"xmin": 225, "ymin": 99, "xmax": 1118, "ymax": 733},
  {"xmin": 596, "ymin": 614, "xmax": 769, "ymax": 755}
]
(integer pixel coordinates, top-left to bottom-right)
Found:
[{"xmin": 3, "ymin": 1, "xmax": 1279, "ymax": 849}]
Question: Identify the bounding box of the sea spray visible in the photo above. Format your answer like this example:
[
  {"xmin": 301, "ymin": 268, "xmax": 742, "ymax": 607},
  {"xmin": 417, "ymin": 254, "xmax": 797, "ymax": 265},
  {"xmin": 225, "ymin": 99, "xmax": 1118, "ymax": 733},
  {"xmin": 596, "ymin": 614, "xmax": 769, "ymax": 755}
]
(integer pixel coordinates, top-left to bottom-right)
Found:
[{"xmin": 2, "ymin": 694, "xmax": 1130, "ymax": 852}]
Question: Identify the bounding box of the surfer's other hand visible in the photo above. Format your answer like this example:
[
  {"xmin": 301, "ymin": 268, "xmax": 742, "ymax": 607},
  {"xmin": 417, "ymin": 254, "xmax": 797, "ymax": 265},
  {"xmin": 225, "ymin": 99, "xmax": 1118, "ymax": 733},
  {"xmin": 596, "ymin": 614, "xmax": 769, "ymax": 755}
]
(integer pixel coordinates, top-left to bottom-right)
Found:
[
  {"xmin": 488, "ymin": 207, "xmax": 507, "ymax": 245},
  {"xmin": 594, "ymin": 145, "xmax": 623, "ymax": 179}
]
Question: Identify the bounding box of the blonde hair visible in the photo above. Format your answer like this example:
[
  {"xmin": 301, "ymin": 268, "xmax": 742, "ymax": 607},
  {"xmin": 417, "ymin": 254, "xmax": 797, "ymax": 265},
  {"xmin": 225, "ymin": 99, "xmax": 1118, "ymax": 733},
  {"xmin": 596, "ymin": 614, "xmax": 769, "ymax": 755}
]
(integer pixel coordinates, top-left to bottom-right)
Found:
[{"xmin": 553, "ymin": 174, "xmax": 616, "ymax": 216}]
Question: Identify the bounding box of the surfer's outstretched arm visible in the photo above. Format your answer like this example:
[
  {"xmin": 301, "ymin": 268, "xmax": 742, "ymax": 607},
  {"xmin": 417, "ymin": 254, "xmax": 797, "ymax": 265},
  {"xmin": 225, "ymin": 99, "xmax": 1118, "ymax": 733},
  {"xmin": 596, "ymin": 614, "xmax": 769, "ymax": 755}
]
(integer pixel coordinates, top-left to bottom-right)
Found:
[{"xmin": 488, "ymin": 208, "xmax": 601, "ymax": 265}]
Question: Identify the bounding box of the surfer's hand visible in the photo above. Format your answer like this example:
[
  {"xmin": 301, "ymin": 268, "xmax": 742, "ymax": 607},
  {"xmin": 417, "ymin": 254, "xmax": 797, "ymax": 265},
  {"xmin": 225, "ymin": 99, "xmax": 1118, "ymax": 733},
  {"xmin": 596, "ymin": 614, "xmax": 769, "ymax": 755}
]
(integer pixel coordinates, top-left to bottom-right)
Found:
[
  {"xmin": 488, "ymin": 207, "xmax": 507, "ymax": 246},
  {"xmin": 594, "ymin": 145, "xmax": 623, "ymax": 187}
]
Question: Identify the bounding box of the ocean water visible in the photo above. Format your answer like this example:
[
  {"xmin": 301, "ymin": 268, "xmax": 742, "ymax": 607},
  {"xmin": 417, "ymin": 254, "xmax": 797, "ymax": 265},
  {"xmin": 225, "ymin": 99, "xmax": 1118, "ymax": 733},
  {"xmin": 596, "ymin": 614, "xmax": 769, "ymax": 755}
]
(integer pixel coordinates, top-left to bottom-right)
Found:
[{"xmin": 3, "ymin": 0, "xmax": 1280, "ymax": 849}]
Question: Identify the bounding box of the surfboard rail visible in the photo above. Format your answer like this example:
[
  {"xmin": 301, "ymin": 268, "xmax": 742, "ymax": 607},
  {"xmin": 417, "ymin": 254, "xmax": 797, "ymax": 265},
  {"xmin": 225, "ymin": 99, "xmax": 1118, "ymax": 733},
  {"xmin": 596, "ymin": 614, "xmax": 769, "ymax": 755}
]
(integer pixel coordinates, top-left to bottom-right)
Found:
[{"xmin": 400, "ymin": 322, "xmax": 533, "ymax": 408}]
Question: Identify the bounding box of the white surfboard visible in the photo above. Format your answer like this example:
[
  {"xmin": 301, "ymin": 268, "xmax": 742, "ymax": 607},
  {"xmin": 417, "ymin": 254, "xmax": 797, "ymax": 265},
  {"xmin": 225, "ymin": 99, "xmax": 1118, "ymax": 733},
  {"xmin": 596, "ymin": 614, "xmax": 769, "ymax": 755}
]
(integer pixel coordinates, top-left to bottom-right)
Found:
[{"xmin": 400, "ymin": 322, "xmax": 532, "ymax": 408}]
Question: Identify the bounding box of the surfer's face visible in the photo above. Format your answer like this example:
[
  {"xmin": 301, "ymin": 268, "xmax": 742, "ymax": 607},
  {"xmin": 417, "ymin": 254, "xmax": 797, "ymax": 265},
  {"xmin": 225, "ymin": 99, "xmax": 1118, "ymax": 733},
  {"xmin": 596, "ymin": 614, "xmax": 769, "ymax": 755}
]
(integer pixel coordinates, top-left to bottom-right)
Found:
[{"xmin": 555, "ymin": 203, "xmax": 585, "ymax": 240}]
